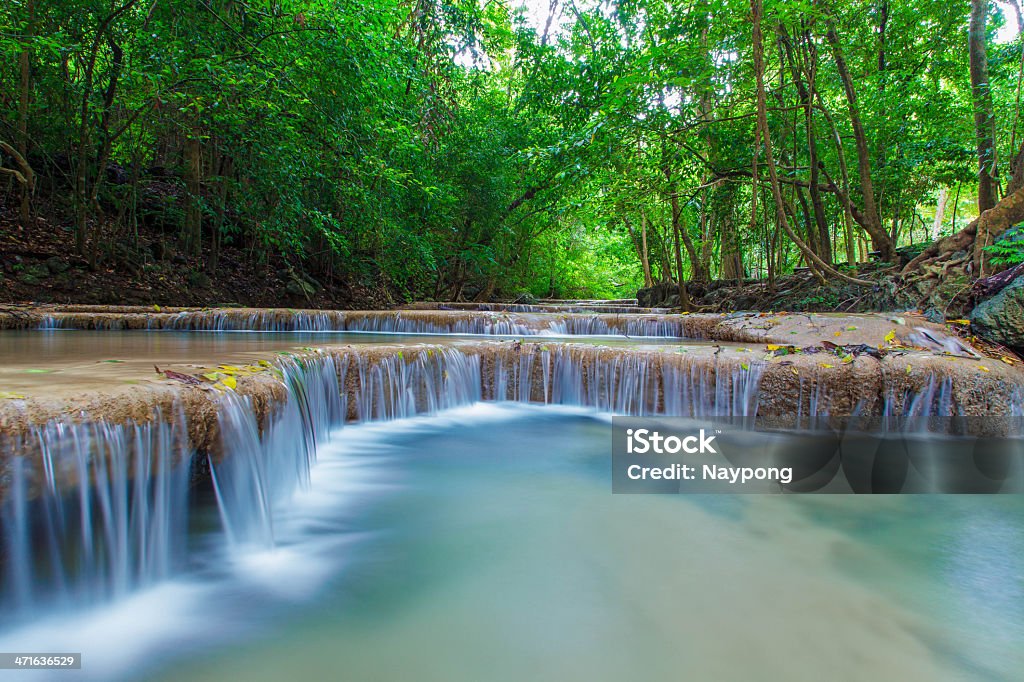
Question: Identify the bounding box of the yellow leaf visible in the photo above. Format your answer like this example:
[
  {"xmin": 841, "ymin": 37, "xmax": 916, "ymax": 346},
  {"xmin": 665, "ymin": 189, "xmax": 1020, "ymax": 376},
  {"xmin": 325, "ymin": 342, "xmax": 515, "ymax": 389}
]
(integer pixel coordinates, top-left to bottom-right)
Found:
[
  {"xmin": 841, "ymin": 354, "xmax": 854, "ymax": 364},
  {"xmin": 766, "ymin": 344, "xmax": 783, "ymax": 351},
  {"xmin": 258, "ymin": 360, "xmax": 273, "ymax": 367},
  {"xmin": 979, "ymin": 365, "xmax": 990, "ymax": 373},
  {"xmin": 202, "ymin": 372, "xmax": 221, "ymax": 382},
  {"xmin": 884, "ymin": 330, "xmax": 896, "ymax": 344},
  {"xmin": 153, "ymin": 304, "xmax": 161, "ymax": 312},
  {"xmin": 0, "ymin": 391, "xmax": 26, "ymax": 400},
  {"xmin": 906, "ymin": 364, "xmax": 912, "ymax": 375},
  {"xmin": 947, "ymin": 319, "xmax": 970, "ymax": 325},
  {"xmin": 790, "ymin": 368, "xmax": 799, "ymax": 376},
  {"xmin": 833, "ymin": 331, "xmax": 842, "ymax": 337},
  {"xmin": 213, "ymin": 382, "xmax": 227, "ymax": 392},
  {"xmin": 221, "ymin": 375, "xmax": 237, "ymax": 390},
  {"xmin": 741, "ymin": 362, "xmax": 749, "ymax": 370},
  {"xmin": 1001, "ymin": 357, "xmax": 1016, "ymax": 365},
  {"xmin": 819, "ymin": 363, "xmax": 834, "ymax": 369}
]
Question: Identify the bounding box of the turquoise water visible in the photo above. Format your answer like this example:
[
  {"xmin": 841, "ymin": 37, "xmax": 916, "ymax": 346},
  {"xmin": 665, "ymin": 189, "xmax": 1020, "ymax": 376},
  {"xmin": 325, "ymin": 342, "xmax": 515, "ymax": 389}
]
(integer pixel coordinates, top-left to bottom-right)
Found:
[{"xmin": 2, "ymin": 403, "xmax": 1022, "ymax": 681}]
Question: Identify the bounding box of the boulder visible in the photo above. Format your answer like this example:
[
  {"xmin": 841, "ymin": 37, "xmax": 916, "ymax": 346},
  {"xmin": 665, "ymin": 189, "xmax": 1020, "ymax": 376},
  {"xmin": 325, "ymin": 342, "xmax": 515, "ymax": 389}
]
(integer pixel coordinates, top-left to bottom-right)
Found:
[
  {"xmin": 45, "ymin": 256, "xmax": 70, "ymax": 275},
  {"xmin": 970, "ymin": 276, "xmax": 1024, "ymax": 349},
  {"xmin": 638, "ymin": 282, "xmax": 680, "ymax": 308}
]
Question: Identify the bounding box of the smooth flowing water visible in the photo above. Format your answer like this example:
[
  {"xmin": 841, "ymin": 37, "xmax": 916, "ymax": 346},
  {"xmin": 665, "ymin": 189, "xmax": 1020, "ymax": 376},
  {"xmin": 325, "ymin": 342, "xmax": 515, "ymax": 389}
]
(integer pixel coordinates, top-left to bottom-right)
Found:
[
  {"xmin": 0, "ymin": 330, "xmax": 709, "ymax": 395},
  {"xmin": 1, "ymin": 404, "xmax": 1022, "ymax": 681}
]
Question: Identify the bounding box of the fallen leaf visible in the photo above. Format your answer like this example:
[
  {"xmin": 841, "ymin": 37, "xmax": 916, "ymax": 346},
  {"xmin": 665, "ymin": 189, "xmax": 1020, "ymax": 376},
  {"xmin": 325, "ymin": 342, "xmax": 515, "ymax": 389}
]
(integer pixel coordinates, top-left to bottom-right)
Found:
[
  {"xmin": 979, "ymin": 365, "xmax": 990, "ymax": 372},
  {"xmin": 0, "ymin": 391, "xmax": 26, "ymax": 400},
  {"xmin": 884, "ymin": 330, "xmax": 897, "ymax": 344},
  {"xmin": 947, "ymin": 319, "xmax": 970, "ymax": 325},
  {"xmin": 155, "ymin": 366, "xmax": 202, "ymax": 385},
  {"xmin": 819, "ymin": 363, "xmax": 835, "ymax": 369},
  {"xmin": 221, "ymin": 375, "xmax": 237, "ymax": 390}
]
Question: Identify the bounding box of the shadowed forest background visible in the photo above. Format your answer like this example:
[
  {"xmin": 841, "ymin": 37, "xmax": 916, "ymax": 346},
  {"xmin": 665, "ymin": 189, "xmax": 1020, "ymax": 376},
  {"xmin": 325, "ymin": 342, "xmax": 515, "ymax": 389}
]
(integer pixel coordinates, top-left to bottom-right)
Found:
[{"xmin": 2, "ymin": 0, "xmax": 1024, "ymax": 311}]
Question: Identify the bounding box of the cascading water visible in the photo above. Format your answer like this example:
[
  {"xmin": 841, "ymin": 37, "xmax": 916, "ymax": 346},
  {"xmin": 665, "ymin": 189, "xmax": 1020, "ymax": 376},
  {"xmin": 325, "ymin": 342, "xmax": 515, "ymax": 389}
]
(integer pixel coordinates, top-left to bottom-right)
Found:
[
  {"xmin": 351, "ymin": 347, "xmax": 483, "ymax": 421},
  {"xmin": 0, "ymin": 410, "xmax": 191, "ymax": 623},
  {"xmin": 2, "ymin": 337, "xmax": 1020, "ymax": 640},
  {"xmin": 210, "ymin": 355, "xmax": 344, "ymax": 549},
  {"xmin": 545, "ymin": 316, "xmax": 685, "ymax": 337},
  {"xmin": 32, "ymin": 309, "xmax": 689, "ymax": 337},
  {"xmin": 482, "ymin": 345, "xmax": 763, "ymax": 416}
]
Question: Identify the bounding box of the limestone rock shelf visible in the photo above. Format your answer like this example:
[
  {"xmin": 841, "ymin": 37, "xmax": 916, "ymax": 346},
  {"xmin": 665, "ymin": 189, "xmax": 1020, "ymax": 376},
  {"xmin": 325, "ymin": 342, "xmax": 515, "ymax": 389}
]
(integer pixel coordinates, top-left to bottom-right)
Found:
[{"xmin": 2, "ymin": 306, "xmax": 1020, "ymax": 499}]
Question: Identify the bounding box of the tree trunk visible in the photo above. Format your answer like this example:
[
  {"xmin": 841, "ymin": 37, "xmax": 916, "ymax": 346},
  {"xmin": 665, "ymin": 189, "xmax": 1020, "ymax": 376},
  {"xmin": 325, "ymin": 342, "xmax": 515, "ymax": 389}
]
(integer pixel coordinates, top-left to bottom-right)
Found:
[
  {"xmin": 779, "ymin": 25, "xmax": 831, "ymax": 262},
  {"xmin": 184, "ymin": 133, "xmax": 203, "ymax": 257},
  {"xmin": 903, "ymin": 183, "xmax": 1024, "ymax": 276},
  {"xmin": 17, "ymin": 0, "xmax": 35, "ymax": 227},
  {"xmin": 931, "ymin": 186, "xmax": 948, "ymax": 241},
  {"xmin": 751, "ymin": 0, "xmax": 871, "ymax": 287},
  {"xmin": 970, "ymin": 0, "xmax": 999, "ymax": 216},
  {"xmin": 670, "ymin": 203, "xmax": 693, "ymax": 309},
  {"xmin": 639, "ymin": 212, "xmax": 654, "ymax": 287},
  {"xmin": 823, "ymin": 12, "xmax": 894, "ymax": 260},
  {"xmin": 73, "ymin": 0, "xmax": 141, "ymax": 257}
]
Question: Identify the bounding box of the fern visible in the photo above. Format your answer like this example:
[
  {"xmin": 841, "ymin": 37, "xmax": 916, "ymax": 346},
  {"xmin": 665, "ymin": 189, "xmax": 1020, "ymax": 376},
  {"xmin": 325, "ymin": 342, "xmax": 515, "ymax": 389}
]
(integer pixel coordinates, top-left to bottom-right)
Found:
[{"xmin": 984, "ymin": 224, "xmax": 1024, "ymax": 265}]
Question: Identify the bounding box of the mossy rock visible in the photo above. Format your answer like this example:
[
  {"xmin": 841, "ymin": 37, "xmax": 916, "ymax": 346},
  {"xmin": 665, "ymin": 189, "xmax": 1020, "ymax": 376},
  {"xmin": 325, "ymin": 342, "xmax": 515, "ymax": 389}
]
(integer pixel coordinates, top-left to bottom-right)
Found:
[{"xmin": 971, "ymin": 277, "xmax": 1024, "ymax": 349}]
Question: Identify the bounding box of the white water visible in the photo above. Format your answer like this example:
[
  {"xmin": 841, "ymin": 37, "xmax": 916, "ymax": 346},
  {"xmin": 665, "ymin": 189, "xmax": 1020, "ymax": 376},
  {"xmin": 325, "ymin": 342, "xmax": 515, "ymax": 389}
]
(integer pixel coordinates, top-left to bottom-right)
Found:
[
  {"xmin": 1, "ymin": 404, "xmax": 1021, "ymax": 681},
  {"xmin": 0, "ymin": 412, "xmax": 191, "ymax": 621},
  {"xmin": 36, "ymin": 310, "xmax": 689, "ymax": 338},
  {"xmin": 2, "ymin": 338, "xmax": 1023, "ymax": 680}
]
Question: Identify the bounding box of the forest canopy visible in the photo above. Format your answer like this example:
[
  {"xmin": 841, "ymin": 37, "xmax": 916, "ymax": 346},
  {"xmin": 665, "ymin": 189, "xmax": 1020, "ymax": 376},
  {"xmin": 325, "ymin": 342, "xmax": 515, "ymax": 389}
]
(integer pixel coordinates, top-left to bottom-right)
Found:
[{"xmin": 2, "ymin": 0, "xmax": 1023, "ymax": 303}]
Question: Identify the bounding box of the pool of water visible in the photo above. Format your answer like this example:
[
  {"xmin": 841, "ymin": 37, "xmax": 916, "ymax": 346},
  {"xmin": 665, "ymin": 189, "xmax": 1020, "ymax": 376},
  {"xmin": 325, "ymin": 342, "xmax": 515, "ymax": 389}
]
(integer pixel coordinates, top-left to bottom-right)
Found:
[
  {"xmin": 1, "ymin": 403, "xmax": 1021, "ymax": 681},
  {"xmin": 0, "ymin": 330, "xmax": 725, "ymax": 395}
]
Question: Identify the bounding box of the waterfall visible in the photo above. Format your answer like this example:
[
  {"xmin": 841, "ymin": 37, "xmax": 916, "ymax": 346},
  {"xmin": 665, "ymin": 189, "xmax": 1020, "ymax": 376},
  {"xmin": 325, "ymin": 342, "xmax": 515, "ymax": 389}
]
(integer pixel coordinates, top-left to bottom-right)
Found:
[
  {"xmin": 0, "ymin": 411, "xmax": 191, "ymax": 622},
  {"xmin": 546, "ymin": 316, "xmax": 684, "ymax": 337},
  {"xmin": 31, "ymin": 309, "xmax": 692, "ymax": 337},
  {"xmin": 481, "ymin": 345, "xmax": 763, "ymax": 416},
  {"xmin": 3, "ymin": 340, "xmax": 1019, "ymax": 627},
  {"xmin": 351, "ymin": 347, "xmax": 482, "ymax": 421},
  {"xmin": 210, "ymin": 355, "xmax": 343, "ymax": 549}
]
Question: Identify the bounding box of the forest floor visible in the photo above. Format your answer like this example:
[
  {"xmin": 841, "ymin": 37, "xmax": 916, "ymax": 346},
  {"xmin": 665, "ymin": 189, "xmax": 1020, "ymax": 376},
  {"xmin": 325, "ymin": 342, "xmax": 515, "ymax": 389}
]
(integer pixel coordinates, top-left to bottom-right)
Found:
[
  {"xmin": 0, "ymin": 203, "xmax": 393, "ymax": 308},
  {"xmin": 0, "ymin": 197, "xmax": 964, "ymax": 318},
  {"xmin": 686, "ymin": 265, "xmax": 903, "ymax": 314}
]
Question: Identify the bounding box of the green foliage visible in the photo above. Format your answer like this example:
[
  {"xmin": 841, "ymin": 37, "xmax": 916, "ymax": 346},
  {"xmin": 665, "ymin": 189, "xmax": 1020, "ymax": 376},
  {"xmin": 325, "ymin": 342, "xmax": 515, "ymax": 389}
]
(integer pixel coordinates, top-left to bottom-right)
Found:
[
  {"xmin": 1, "ymin": 0, "xmax": 1020, "ymax": 301},
  {"xmin": 984, "ymin": 225, "xmax": 1024, "ymax": 266}
]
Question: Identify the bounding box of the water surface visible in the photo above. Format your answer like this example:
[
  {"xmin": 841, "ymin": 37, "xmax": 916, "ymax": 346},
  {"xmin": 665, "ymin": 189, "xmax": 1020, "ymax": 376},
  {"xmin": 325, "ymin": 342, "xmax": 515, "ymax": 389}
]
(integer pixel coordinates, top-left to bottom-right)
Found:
[{"xmin": 2, "ymin": 404, "xmax": 1020, "ymax": 681}]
